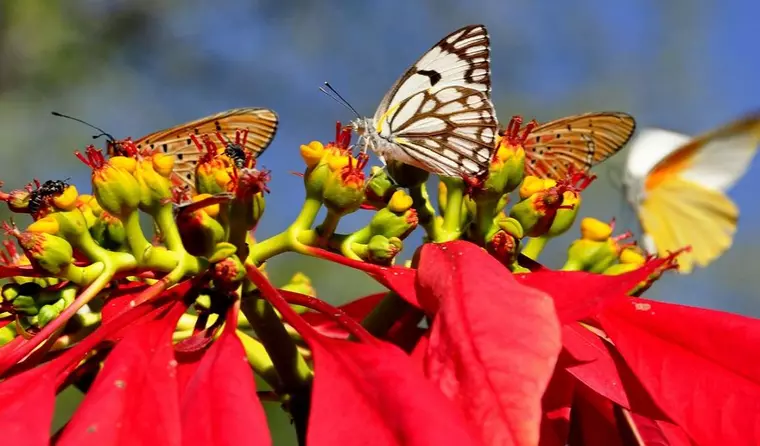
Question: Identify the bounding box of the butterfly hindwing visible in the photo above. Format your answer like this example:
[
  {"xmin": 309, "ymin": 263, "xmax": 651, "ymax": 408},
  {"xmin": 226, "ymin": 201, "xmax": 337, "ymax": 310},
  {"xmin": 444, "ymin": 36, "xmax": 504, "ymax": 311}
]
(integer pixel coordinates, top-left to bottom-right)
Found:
[
  {"xmin": 523, "ymin": 112, "xmax": 636, "ymax": 179},
  {"xmin": 374, "ymin": 24, "xmax": 491, "ymax": 124},
  {"xmin": 378, "ymin": 86, "xmax": 497, "ymax": 177},
  {"xmin": 133, "ymin": 108, "xmax": 278, "ymax": 190}
]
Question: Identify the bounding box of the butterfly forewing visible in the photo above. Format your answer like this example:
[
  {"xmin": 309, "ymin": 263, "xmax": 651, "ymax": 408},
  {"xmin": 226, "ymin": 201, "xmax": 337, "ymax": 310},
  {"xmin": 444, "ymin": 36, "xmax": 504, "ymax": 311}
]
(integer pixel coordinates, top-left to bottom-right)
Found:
[
  {"xmin": 374, "ymin": 24, "xmax": 491, "ymax": 124},
  {"xmin": 523, "ymin": 112, "xmax": 635, "ymax": 180},
  {"xmin": 133, "ymin": 108, "xmax": 278, "ymax": 189},
  {"xmin": 379, "ymin": 86, "xmax": 497, "ymax": 177}
]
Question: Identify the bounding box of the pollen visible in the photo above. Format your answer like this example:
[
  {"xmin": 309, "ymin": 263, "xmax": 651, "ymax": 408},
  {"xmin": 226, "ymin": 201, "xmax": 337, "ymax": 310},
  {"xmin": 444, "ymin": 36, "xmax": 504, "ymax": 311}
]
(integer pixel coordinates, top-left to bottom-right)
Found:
[
  {"xmin": 388, "ymin": 190, "xmax": 413, "ymax": 213},
  {"xmin": 580, "ymin": 217, "xmax": 613, "ymax": 242},
  {"xmin": 519, "ymin": 176, "xmax": 547, "ymax": 199},
  {"xmin": 27, "ymin": 215, "xmax": 60, "ymax": 235},
  {"xmin": 110, "ymin": 156, "xmax": 137, "ymax": 173},
  {"xmin": 619, "ymin": 246, "xmax": 646, "ymax": 266},
  {"xmin": 300, "ymin": 141, "xmax": 325, "ymax": 168},
  {"xmin": 151, "ymin": 153, "xmax": 175, "ymax": 178},
  {"xmin": 52, "ymin": 185, "xmax": 79, "ymax": 211},
  {"xmin": 191, "ymin": 193, "xmax": 220, "ymax": 218}
]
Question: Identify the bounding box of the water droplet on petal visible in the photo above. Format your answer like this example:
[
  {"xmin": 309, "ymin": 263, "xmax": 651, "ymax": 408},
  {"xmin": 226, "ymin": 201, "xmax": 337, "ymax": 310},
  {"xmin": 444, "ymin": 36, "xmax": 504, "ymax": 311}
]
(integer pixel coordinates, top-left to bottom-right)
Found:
[{"xmin": 114, "ymin": 379, "xmax": 126, "ymax": 389}]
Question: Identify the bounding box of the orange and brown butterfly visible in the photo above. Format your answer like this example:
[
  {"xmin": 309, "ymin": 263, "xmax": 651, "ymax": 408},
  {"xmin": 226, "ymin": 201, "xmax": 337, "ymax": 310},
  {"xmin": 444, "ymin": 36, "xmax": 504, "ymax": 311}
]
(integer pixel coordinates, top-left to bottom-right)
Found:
[
  {"xmin": 501, "ymin": 112, "xmax": 636, "ymax": 180},
  {"xmin": 108, "ymin": 108, "xmax": 278, "ymax": 191}
]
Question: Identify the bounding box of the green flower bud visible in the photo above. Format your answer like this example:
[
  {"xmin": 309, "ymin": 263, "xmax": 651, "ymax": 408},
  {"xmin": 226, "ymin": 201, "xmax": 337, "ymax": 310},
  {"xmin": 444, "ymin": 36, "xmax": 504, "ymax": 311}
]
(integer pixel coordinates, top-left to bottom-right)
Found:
[
  {"xmin": 12, "ymin": 295, "xmax": 39, "ymax": 316},
  {"xmin": 16, "ymin": 231, "xmax": 74, "ymax": 276},
  {"xmin": 563, "ymin": 218, "xmax": 631, "ymax": 273},
  {"xmin": 0, "ymin": 325, "xmax": 16, "ymax": 347},
  {"xmin": 212, "ymin": 255, "xmax": 246, "ymax": 288},
  {"xmin": 365, "ymin": 166, "xmax": 397, "ymax": 207},
  {"xmin": 281, "ymin": 272, "xmax": 316, "ymax": 314},
  {"xmin": 322, "ymin": 155, "xmax": 367, "ymax": 216},
  {"xmin": 177, "ymin": 207, "xmax": 226, "ymax": 257},
  {"xmin": 482, "ymin": 116, "xmax": 531, "ymax": 197},
  {"xmin": 77, "ymin": 147, "xmax": 141, "ymax": 218},
  {"xmin": 90, "ymin": 211, "xmax": 127, "ymax": 251},
  {"xmin": 366, "ymin": 235, "xmax": 403, "ymax": 265},
  {"xmin": 544, "ymin": 190, "xmax": 581, "ymax": 238},
  {"xmin": 1, "ymin": 283, "xmax": 20, "ymax": 303},
  {"xmin": 36, "ymin": 304, "xmax": 61, "ymax": 328},
  {"xmin": 485, "ymin": 215, "xmax": 524, "ymax": 268},
  {"xmin": 134, "ymin": 157, "xmax": 173, "ymax": 213},
  {"xmin": 368, "ymin": 192, "xmax": 419, "ymax": 240}
]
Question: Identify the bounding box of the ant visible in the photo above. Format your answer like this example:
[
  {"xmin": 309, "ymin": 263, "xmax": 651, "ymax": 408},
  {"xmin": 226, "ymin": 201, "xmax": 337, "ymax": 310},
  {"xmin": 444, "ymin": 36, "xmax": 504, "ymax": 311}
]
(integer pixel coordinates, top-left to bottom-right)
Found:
[{"xmin": 28, "ymin": 179, "xmax": 69, "ymax": 216}]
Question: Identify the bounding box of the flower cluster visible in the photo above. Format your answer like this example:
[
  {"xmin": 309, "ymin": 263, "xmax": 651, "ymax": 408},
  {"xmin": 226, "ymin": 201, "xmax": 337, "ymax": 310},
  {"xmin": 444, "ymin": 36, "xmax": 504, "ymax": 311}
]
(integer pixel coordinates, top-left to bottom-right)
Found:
[{"xmin": 0, "ymin": 115, "xmax": 756, "ymax": 446}]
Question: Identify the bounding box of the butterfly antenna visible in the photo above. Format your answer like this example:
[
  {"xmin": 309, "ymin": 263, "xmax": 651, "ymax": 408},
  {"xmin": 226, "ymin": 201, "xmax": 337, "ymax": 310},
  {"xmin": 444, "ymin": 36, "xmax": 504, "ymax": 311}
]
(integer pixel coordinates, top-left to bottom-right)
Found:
[
  {"xmin": 320, "ymin": 81, "xmax": 362, "ymax": 119},
  {"xmin": 51, "ymin": 111, "xmax": 116, "ymax": 143}
]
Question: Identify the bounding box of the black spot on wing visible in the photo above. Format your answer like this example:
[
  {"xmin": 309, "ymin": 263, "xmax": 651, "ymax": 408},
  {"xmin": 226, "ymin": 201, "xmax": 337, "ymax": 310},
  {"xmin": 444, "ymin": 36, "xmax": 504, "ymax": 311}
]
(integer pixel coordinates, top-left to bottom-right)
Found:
[{"xmin": 417, "ymin": 69, "xmax": 442, "ymax": 87}]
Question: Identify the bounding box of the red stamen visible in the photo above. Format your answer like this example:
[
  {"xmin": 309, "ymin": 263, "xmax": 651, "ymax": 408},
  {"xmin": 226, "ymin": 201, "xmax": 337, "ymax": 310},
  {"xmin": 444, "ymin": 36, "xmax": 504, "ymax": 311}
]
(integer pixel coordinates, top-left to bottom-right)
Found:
[
  {"xmin": 75, "ymin": 146, "xmax": 107, "ymax": 169},
  {"xmin": 189, "ymin": 134, "xmax": 205, "ymax": 152}
]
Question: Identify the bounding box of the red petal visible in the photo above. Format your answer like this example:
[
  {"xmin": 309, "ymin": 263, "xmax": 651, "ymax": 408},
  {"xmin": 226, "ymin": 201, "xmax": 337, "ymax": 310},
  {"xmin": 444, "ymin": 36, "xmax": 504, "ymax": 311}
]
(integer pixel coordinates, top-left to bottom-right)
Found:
[
  {"xmin": 307, "ymin": 336, "xmax": 481, "ymax": 445},
  {"xmin": 540, "ymin": 369, "xmax": 576, "ymax": 446},
  {"xmin": 600, "ymin": 297, "xmax": 760, "ymax": 446},
  {"xmin": 0, "ymin": 365, "xmax": 56, "ymax": 445},
  {"xmin": 561, "ymin": 324, "xmax": 629, "ymax": 407},
  {"xmin": 569, "ymin": 385, "xmax": 623, "ymax": 446},
  {"xmin": 514, "ymin": 260, "xmax": 671, "ymax": 323},
  {"xmin": 628, "ymin": 413, "xmax": 694, "ymax": 446},
  {"xmin": 416, "ymin": 241, "xmax": 562, "ymax": 446},
  {"xmin": 301, "ymin": 293, "xmax": 385, "ymax": 339},
  {"xmin": 100, "ymin": 280, "xmax": 152, "ymax": 324},
  {"xmin": 243, "ymin": 264, "xmax": 478, "ymax": 445},
  {"xmin": 180, "ymin": 325, "xmax": 270, "ymax": 445},
  {"xmin": 57, "ymin": 302, "xmax": 186, "ymax": 445},
  {"xmin": 304, "ymin": 247, "xmax": 419, "ymax": 307}
]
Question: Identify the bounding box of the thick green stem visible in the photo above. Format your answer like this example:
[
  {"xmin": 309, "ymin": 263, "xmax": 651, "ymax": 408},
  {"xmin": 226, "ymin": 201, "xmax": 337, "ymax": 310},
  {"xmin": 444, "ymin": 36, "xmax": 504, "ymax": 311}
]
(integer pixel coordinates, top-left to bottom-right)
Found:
[
  {"xmin": 523, "ymin": 236, "xmax": 549, "ymax": 261},
  {"xmin": 236, "ymin": 329, "xmax": 281, "ymax": 390},
  {"xmin": 439, "ymin": 177, "xmax": 465, "ymax": 242},
  {"xmin": 248, "ymin": 195, "xmax": 323, "ymax": 265},
  {"xmin": 408, "ymin": 183, "xmax": 439, "ymax": 241},
  {"xmin": 240, "ymin": 291, "xmax": 312, "ymax": 394},
  {"xmin": 474, "ymin": 198, "xmax": 499, "ymax": 244}
]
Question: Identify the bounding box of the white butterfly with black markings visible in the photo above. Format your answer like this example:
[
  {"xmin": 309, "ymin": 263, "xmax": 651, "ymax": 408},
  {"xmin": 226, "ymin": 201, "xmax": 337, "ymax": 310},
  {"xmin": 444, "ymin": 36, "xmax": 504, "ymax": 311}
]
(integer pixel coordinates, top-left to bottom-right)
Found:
[{"xmin": 347, "ymin": 24, "xmax": 499, "ymax": 178}]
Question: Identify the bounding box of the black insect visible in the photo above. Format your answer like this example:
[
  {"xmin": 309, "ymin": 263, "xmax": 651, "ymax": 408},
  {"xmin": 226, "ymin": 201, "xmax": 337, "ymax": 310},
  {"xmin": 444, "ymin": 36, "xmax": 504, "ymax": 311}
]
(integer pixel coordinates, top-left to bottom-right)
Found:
[
  {"xmin": 224, "ymin": 142, "xmax": 247, "ymax": 168},
  {"xmin": 28, "ymin": 179, "xmax": 69, "ymax": 216}
]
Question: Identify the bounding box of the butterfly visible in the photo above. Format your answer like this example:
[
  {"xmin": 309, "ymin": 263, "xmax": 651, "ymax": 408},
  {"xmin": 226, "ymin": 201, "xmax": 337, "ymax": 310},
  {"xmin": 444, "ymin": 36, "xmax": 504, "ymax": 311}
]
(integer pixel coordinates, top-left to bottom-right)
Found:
[
  {"xmin": 349, "ymin": 24, "xmax": 498, "ymax": 178},
  {"xmin": 111, "ymin": 108, "xmax": 278, "ymax": 191},
  {"xmin": 517, "ymin": 112, "xmax": 637, "ymax": 180},
  {"xmin": 623, "ymin": 112, "xmax": 760, "ymax": 273}
]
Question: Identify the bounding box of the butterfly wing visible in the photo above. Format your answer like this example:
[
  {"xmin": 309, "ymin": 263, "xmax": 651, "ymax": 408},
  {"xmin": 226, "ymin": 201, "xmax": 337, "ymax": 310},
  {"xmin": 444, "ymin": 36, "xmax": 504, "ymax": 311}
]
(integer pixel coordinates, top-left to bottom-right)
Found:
[
  {"xmin": 376, "ymin": 86, "xmax": 497, "ymax": 177},
  {"xmin": 628, "ymin": 111, "xmax": 760, "ymax": 273},
  {"xmin": 134, "ymin": 108, "xmax": 278, "ymax": 189},
  {"xmin": 523, "ymin": 112, "xmax": 636, "ymax": 179},
  {"xmin": 638, "ymin": 178, "xmax": 737, "ymax": 273},
  {"xmin": 643, "ymin": 111, "xmax": 760, "ymax": 194},
  {"xmin": 373, "ymin": 24, "xmax": 491, "ymax": 123}
]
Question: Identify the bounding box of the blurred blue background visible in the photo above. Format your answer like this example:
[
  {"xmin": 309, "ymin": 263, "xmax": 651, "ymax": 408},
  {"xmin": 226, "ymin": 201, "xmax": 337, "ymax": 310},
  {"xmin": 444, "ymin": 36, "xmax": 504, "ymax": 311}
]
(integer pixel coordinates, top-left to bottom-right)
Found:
[{"xmin": 2, "ymin": 0, "xmax": 760, "ymax": 441}]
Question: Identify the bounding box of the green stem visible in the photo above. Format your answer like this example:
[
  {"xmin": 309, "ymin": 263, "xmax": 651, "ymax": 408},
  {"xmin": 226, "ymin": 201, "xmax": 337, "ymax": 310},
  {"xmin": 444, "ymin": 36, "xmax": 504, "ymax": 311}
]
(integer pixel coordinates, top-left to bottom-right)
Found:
[
  {"xmin": 236, "ymin": 329, "xmax": 281, "ymax": 390},
  {"xmin": 317, "ymin": 209, "xmax": 342, "ymax": 242},
  {"xmin": 240, "ymin": 291, "xmax": 312, "ymax": 394},
  {"xmin": 122, "ymin": 210, "xmax": 152, "ymax": 262},
  {"xmin": 408, "ymin": 183, "xmax": 439, "ymax": 241},
  {"xmin": 227, "ymin": 199, "xmax": 252, "ymax": 261},
  {"xmin": 439, "ymin": 177, "xmax": 464, "ymax": 242},
  {"xmin": 248, "ymin": 195, "xmax": 323, "ymax": 265},
  {"xmin": 523, "ymin": 236, "xmax": 549, "ymax": 261},
  {"xmin": 475, "ymin": 198, "xmax": 499, "ymax": 244},
  {"xmin": 62, "ymin": 262, "xmax": 105, "ymax": 286}
]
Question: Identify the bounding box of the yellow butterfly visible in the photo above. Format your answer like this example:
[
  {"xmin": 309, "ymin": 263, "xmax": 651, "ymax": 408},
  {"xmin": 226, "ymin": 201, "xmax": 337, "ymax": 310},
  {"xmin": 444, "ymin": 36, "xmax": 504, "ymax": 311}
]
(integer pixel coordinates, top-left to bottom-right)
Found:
[
  {"xmin": 623, "ymin": 112, "xmax": 760, "ymax": 273},
  {"xmin": 110, "ymin": 108, "xmax": 278, "ymax": 191}
]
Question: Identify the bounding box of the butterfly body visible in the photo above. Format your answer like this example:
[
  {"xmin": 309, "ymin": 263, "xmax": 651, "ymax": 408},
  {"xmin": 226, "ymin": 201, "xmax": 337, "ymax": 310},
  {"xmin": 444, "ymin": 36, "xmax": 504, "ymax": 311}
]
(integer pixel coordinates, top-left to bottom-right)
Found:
[
  {"xmin": 623, "ymin": 113, "xmax": 760, "ymax": 273},
  {"xmin": 351, "ymin": 25, "xmax": 498, "ymax": 178}
]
